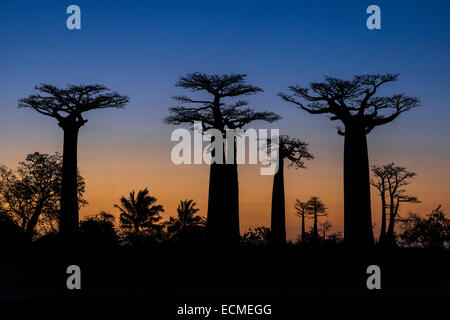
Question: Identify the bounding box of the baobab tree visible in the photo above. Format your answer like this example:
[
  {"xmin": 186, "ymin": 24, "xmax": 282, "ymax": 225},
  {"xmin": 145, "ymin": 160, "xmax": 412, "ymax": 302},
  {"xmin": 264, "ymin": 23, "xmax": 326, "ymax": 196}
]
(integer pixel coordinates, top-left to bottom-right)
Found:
[
  {"xmin": 270, "ymin": 135, "xmax": 313, "ymax": 247},
  {"xmin": 307, "ymin": 196, "xmax": 327, "ymax": 243},
  {"xmin": 19, "ymin": 84, "xmax": 129, "ymax": 252},
  {"xmin": 371, "ymin": 163, "xmax": 420, "ymax": 246},
  {"xmin": 279, "ymin": 74, "xmax": 419, "ymax": 247},
  {"xmin": 294, "ymin": 199, "xmax": 312, "ymax": 243},
  {"xmin": 165, "ymin": 73, "xmax": 279, "ymax": 245}
]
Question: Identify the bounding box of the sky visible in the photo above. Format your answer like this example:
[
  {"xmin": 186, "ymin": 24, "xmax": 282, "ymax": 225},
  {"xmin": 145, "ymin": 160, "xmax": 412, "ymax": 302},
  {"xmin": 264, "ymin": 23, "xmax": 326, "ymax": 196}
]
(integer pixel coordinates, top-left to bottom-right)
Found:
[{"xmin": 0, "ymin": 0, "xmax": 449, "ymax": 240}]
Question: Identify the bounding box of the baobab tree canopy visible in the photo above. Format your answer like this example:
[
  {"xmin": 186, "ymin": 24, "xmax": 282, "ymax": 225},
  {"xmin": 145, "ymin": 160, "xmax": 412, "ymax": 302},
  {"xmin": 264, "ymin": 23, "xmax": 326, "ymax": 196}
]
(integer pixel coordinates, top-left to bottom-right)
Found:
[
  {"xmin": 18, "ymin": 84, "xmax": 129, "ymax": 127},
  {"xmin": 279, "ymin": 74, "xmax": 419, "ymax": 135},
  {"xmin": 165, "ymin": 73, "xmax": 280, "ymax": 130},
  {"xmin": 278, "ymin": 135, "xmax": 314, "ymax": 168}
]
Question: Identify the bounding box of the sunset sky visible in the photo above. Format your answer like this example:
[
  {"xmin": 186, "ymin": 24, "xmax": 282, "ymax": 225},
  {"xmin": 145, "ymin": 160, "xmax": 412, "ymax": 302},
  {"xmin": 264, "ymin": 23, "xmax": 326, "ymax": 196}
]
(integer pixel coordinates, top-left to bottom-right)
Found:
[{"xmin": 0, "ymin": 0, "xmax": 449, "ymax": 240}]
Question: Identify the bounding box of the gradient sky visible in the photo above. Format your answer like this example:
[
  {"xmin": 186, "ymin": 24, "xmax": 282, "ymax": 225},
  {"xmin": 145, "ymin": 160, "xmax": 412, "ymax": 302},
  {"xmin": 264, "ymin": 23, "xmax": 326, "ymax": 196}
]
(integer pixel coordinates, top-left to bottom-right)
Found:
[{"xmin": 1, "ymin": 0, "xmax": 449, "ymax": 240}]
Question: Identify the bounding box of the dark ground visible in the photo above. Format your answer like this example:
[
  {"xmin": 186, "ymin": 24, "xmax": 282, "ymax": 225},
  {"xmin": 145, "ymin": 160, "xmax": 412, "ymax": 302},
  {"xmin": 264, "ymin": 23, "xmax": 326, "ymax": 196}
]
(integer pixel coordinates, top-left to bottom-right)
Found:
[{"xmin": 1, "ymin": 246, "xmax": 449, "ymax": 304}]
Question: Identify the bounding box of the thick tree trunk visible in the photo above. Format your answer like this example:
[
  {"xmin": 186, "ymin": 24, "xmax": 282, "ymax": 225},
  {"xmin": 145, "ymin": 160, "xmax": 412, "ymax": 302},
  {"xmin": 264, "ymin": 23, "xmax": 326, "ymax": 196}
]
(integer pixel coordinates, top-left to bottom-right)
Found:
[
  {"xmin": 226, "ymin": 138, "xmax": 240, "ymax": 245},
  {"xmin": 208, "ymin": 136, "xmax": 240, "ymax": 246},
  {"xmin": 226, "ymin": 162, "xmax": 240, "ymax": 244},
  {"xmin": 270, "ymin": 156, "xmax": 285, "ymax": 247},
  {"xmin": 343, "ymin": 127, "xmax": 374, "ymax": 247},
  {"xmin": 59, "ymin": 124, "xmax": 80, "ymax": 255},
  {"xmin": 207, "ymin": 162, "xmax": 228, "ymax": 245}
]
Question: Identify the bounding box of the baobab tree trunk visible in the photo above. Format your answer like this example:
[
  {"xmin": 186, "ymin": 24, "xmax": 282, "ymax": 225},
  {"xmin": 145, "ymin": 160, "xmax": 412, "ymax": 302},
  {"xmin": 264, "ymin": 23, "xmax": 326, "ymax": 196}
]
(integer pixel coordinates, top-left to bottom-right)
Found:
[
  {"xmin": 207, "ymin": 163, "xmax": 226, "ymax": 244},
  {"xmin": 271, "ymin": 156, "xmax": 286, "ymax": 247},
  {"xmin": 313, "ymin": 210, "xmax": 318, "ymax": 242},
  {"xmin": 59, "ymin": 124, "xmax": 80, "ymax": 255},
  {"xmin": 343, "ymin": 127, "xmax": 374, "ymax": 248},
  {"xmin": 226, "ymin": 162, "xmax": 240, "ymax": 244}
]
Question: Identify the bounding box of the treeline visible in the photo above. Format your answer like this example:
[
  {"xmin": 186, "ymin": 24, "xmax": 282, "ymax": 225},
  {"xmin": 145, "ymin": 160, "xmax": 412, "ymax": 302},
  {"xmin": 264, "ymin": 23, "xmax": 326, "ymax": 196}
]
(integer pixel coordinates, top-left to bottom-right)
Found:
[
  {"xmin": 1, "ymin": 152, "xmax": 449, "ymax": 253},
  {"xmin": 2, "ymin": 72, "xmax": 449, "ymax": 254}
]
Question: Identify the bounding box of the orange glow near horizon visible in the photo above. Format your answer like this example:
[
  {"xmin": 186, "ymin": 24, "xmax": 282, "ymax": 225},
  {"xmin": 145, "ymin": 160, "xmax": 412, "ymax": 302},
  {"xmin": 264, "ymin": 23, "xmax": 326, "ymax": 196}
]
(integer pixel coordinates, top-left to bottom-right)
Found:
[
  {"xmin": 2, "ymin": 120, "xmax": 449, "ymax": 242},
  {"xmin": 65, "ymin": 140, "xmax": 450, "ymax": 242}
]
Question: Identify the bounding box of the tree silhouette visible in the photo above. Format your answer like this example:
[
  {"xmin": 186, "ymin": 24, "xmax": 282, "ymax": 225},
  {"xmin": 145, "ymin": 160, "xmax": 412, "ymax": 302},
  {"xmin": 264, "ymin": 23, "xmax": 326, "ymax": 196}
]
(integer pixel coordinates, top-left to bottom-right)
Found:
[
  {"xmin": 270, "ymin": 136, "xmax": 313, "ymax": 246},
  {"xmin": 279, "ymin": 74, "xmax": 419, "ymax": 247},
  {"xmin": 0, "ymin": 152, "xmax": 86, "ymax": 240},
  {"xmin": 400, "ymin": 205, "xmax": 450, "ymax": 248},
  {"xmin": 307, "ymin": 196, "xmax": 327, "ymax": 243},
  {"xmin": 294, "ymin": 199, "xmax": 312, "ymax": 243},
  {"xmin": 80, "ymin": 211, "xmax": 118, "ymax": 251},
  {"xmin": 166, "ymin": 199, "xmax": 206, "ymax": 241},
  {"xmin": 371, "ymin": 163, "xmax": 420, "ymax": 246},
  {"xmin": 115, "ymin": 188, "xmax": 164, "ymax": 241},
  {"xmin": 165, "ymin": 73, "xmax": 279, "ymax": 245},
  {"xmin": 240, "ymin": 226, "xmax": 271, "ymax": 247},
  {"xmin": 319, "ymin": 220, "xmax": 332, "ymax": 241},
  {"xmin": 19, "ymin": 84, "xmax": 128, "ymax": 252}
]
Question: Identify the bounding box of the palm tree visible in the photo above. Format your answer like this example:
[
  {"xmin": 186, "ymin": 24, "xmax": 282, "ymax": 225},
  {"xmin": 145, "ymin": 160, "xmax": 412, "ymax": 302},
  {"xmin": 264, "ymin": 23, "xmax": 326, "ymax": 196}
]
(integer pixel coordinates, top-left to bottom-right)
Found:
[
  {"xmin": 167, "ymin": 199, "xmax": 206, "ymax": 238},
  {"xmin": 114, "ymin": 188, "xmax": 164, "ymax": 238}
]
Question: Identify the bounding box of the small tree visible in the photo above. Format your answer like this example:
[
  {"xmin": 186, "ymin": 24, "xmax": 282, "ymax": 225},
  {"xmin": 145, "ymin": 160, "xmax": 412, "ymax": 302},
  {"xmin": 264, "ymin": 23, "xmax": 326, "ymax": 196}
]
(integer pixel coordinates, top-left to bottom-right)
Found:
[
  {"xmin": 19, "ymin": 84, "xmax": 128, "ymax": 251},
  {"xmin": 270, "ymin": 136, "xmax": 313, "ymax": 247},
  {"xmin": 371, "ymin": 163, "xmax": 420, "ymax": 246},
  {"xmin": 166, "ymin": 199, "xmax": 206, "ymax": 241},
  {"xmin": 320, "ymin": 221, "xmax": 333, "ymax": 241},
  {"xmin": 294, "ymin": 199, "xmax": 313, "ymax": 243},
  {"xmin": 80, "ymin": 211, "xmax": 118, "ymax": 250},
  {"xmin": 0, "ymin": 152, "xmax": 86, "ymax": 240},
  {"xmin": 279, "ymin": 74, "xmax": 419, "ymax": 247},
  {"xmin": 400, "ymin": 206, "xmax": 450, "ymax": 248},
  {"xmin": 115, "ymin": 188, "xmax": 164, "ymax": 243}
]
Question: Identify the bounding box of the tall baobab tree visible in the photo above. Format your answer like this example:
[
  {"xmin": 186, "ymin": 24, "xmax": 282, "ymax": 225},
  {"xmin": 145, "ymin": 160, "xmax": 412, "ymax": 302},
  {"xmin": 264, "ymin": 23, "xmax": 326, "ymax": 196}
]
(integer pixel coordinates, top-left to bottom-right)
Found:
[
  {"xmin": 270, "ymin": 135, "xmax": 313, "ymax": 247},
  {"xmin": 279, "ymin": 74, "xmax": 419, "ymax": 247},
  {"xmin": 294, "ymin": 199, "xmax": 312, "ymax": 243},
  {"xmin": 19, "ymin": 84, "xmax": 129, "ymax": 252},
  {"xmin": 165, "ymin": 73, "xmax": 279, "ymax": 245},
  {"xmin": 371, "ymin": 163, "xmax": 419, "ymax": 246}
]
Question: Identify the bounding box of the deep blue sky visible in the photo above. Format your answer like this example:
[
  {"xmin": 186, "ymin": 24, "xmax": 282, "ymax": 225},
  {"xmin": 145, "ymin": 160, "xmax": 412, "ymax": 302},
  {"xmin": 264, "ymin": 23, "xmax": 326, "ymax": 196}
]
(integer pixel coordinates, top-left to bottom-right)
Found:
[
  {"xmin": 1, "ymin": 0, "xmax": 448, "ymax": 156},
  {"xmin": 0, "ymin": 0, "xmax": 449, "ymax": 233}
]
